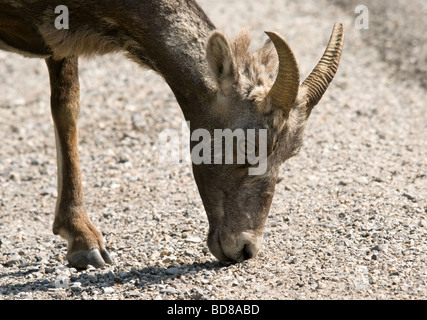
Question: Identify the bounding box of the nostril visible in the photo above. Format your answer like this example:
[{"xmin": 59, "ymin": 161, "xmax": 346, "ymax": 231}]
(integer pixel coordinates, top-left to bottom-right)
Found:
[{"xmin": 242, "ymin": 244, "xmax": 254, "ymax": 260}]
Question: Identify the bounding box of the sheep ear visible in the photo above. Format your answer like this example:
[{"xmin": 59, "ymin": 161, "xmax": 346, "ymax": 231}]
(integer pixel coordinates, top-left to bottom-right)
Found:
[{"xmin": 206, "ymin": 31, "xmax": 238, "ymax": 95}]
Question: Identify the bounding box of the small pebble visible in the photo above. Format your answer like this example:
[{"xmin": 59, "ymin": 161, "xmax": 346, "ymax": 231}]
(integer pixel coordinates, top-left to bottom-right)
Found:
[
  {"xmin": 102, "ymin": 287, "xmax": 115, "ymax": 295},
  {"xmin": 184, "ymin": 236, "xmax": 202, "ymax": 243},
  {"xmin": 70, "ymin": 282, "xmax": 82, "ymax": 292},
  {"xmin": 165, "ymin": 267, "xmax": 179, "ymax": 275}
]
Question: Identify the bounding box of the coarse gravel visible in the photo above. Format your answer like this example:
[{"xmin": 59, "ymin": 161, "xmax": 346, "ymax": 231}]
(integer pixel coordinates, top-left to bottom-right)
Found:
[{"xmin": 0, "ymin": 0, "xmax": 426, "ymax": 300}]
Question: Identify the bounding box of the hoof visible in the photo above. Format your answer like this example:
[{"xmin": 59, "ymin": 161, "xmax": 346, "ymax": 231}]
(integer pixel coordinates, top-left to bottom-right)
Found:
[
  {"xmin": 100, "ymin": 248, "xmax": 113, "ymax": 265},
  {"xmin": 67, "ymin": 248, "xmax": 113, "ymax": 269}
]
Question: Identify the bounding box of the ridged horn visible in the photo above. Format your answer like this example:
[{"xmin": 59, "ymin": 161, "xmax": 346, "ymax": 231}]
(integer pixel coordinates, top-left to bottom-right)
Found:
[
  {"xmin": 301, "ymin": 23, "xmax": 344, "ymax": 114},
  {"xmin": 265, "ymin": 31, "xmax": 300, "ymax": 117}
]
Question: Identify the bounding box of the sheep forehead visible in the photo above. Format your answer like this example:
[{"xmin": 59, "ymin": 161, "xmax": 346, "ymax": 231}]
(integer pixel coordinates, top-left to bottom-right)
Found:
[{"xmin": 231, "ymin": 31, "xmax": 278, "ymax": 105}]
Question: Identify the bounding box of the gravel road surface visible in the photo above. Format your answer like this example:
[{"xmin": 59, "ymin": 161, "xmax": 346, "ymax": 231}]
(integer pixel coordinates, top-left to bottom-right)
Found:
[{"xmin": 0, "ymin": 0, "xmax": 426, "ymax": 300}]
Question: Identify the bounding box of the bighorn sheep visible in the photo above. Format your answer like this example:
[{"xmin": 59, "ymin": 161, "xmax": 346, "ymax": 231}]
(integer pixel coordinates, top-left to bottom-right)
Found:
[{"xmin": 0, "ymin": 0, "xmax": 344, "ymax": 268}]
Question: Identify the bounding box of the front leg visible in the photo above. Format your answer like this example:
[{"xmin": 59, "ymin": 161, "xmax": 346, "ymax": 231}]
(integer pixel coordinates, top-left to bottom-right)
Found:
[{"xmin": 46, "ymin": 56, "xmax": 112, "ymax": 269}]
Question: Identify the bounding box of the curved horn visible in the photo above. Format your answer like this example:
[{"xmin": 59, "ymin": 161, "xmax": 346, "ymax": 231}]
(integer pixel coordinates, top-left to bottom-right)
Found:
[
  {"xmin": 301, "ymin": 23, "xmax": 344, "ymax": 114},
  {"xmin": 265, "ymin": 31, "xmax": 300, "ymax": 117}
]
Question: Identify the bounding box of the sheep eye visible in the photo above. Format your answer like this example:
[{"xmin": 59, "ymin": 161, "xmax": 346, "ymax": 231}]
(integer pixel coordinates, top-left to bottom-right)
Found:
[{"xmin": 237, "ymin": 138, "xmax": 258, "ymax": 166}]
